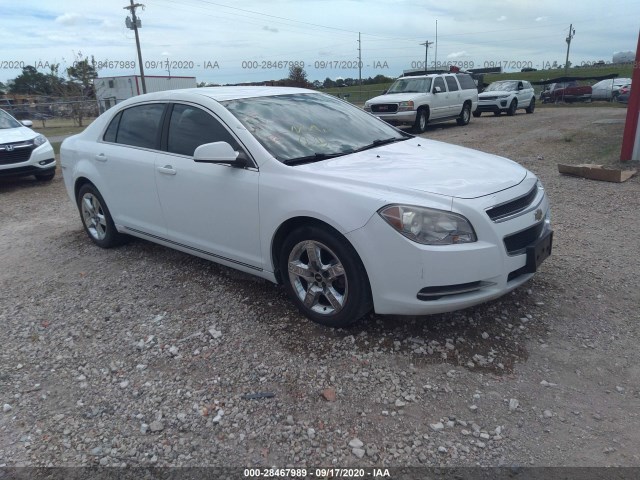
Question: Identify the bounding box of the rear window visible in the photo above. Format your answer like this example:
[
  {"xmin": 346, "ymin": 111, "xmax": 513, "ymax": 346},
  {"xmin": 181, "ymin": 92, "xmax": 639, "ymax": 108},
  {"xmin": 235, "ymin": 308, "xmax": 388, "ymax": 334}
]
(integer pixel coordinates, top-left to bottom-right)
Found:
[{"xmin": 456, "ymin": 74, "xmax": 477, "ymax": 90}]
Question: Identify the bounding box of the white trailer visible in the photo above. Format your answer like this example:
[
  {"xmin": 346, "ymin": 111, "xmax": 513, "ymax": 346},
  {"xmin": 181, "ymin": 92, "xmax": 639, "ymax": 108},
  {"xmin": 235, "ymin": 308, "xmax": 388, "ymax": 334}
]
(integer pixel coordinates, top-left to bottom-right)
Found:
[{"xmin": 95, "ymin": 75, "xmax": 197, "ymax": 112}]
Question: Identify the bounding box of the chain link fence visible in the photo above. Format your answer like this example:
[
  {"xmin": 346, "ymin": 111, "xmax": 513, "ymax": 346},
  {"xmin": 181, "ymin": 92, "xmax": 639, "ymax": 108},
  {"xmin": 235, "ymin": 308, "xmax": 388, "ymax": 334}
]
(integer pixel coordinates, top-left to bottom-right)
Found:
[{"xmin": 0, "ymin": 96, "xmax": 99, "ymax": 127}]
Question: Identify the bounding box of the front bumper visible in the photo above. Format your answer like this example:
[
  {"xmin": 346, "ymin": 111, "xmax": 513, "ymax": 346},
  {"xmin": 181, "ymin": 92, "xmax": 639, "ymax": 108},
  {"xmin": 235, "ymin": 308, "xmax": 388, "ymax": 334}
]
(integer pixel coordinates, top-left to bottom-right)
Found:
[
  {"xmin": 370, "ymin": 111, "xmax": 417, "ymax": 125},
  {"xmin": 476, "ymin": 99, "xmax": 509, "ymax": 113},
  {"xmin": 0, "ymin": 142, "xmax": 56, "ymax": 177},
  {"xmin": 346, "ymin": 181, "xmax": 551, "ymax": 315}
]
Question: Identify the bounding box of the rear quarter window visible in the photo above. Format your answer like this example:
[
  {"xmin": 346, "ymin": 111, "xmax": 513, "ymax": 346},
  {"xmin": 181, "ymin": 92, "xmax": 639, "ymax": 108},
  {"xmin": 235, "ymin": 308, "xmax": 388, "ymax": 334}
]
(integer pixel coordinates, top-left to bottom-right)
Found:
[{"xmin": 456, "ymin": 74, "xmax": 477, "ymax": 90}]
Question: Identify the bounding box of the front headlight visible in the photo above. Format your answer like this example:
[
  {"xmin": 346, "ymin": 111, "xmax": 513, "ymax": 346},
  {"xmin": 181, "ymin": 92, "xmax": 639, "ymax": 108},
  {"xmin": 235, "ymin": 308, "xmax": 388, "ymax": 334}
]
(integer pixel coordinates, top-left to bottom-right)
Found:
[
  {"xmin": 397, "ymin": 101, "xmax": 415, "ymax": 112},
  {"xmin": 33, "ymin": 135, "xmax": 47, "ymax": 147},
  {"xmin": 364, "ymin": 102, "xmax": 371, "ymax": 111},
  {"xmin": 379, "ymin": 205, "xmax": 477, "ymax": 245}
]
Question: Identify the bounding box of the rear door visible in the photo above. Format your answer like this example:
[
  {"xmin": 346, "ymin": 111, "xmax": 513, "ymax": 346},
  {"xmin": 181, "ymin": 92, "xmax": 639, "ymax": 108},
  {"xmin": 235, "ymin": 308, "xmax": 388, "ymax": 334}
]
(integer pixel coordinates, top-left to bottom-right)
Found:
[
  {"xmin": 444, "ymin": 75, "xmax": 462, "ymax": 116},
  {"xmin": 430, "ymin": 76, "xmax": 450, "ymax": 119},
  {"xmin": 97, "ymin": 103, "xmax": 168, "ymax": 237}
]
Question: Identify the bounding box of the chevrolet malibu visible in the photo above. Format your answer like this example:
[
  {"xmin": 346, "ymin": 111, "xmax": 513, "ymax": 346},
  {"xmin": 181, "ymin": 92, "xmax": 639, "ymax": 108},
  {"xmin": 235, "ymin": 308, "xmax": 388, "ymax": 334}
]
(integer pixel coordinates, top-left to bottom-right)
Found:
[{"xmin": 60, "ymin": 87, "xmax": 552, "ymax": 327}]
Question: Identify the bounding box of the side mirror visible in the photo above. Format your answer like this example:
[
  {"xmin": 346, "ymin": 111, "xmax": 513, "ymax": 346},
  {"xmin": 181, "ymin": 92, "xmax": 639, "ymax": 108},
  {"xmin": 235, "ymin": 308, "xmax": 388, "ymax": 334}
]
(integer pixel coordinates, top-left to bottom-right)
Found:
[
  {"xmin": 434, "ymin": 86, "xmax": 442, "ymax": 93},
  {"xmin": 193, "ymin": 141, "xmax": 248, "ymax": 168},
  {"xmin": 21, "ymin": 120, "xmax": 33, "ymax": 127}
]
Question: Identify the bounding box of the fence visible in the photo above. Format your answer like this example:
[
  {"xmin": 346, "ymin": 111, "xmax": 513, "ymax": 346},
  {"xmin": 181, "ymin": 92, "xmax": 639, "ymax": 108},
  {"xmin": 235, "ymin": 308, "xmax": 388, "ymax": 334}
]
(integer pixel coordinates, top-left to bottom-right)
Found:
[{"xmin": 0, "ymin": 96, "xmax": 99, "ymax": 127}]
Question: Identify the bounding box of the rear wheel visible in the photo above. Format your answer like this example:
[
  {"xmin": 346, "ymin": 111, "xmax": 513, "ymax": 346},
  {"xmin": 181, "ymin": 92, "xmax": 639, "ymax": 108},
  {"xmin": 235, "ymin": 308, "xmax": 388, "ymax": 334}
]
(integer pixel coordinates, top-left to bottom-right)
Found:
[
  {"xmin": 525, "ymin": 97, "xmax": 536, "ymax": 114},
  {"xmin": 456, "ymin": 103, "xmax": 471, "ymax": 125},
  {"xmin": 493, "ymin": 111, "xmax": 502, "ymax": 116},
  {"xmin": 413, "ymin": 107, "xmax": 429, "ymax": 133},
  {"xmin": 77, "ymin": 184, "xmax": 127, "ymax": 248},
  {"xmin": 279, "ymin": 225, "xmax": 372, "ymax": 328},
  {"xmin": 507, "ymin": 99, "xmax": 517, "ymax": 116}
]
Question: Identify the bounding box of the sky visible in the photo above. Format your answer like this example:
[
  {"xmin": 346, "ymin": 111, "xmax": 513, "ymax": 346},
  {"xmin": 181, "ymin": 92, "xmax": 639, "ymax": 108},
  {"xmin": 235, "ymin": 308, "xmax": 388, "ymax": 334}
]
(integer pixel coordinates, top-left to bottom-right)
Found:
[{"xmin": 1, "ymin": 0, "xmax": 638, "ymax": 85}]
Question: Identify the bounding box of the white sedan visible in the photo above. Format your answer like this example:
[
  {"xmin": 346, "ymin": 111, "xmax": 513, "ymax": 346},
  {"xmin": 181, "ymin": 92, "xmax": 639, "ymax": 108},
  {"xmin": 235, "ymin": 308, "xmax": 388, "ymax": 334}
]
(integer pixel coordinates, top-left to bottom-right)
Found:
[{"xmin": 61, "ymin": 87, "xmax": 552, "ymax": 327}]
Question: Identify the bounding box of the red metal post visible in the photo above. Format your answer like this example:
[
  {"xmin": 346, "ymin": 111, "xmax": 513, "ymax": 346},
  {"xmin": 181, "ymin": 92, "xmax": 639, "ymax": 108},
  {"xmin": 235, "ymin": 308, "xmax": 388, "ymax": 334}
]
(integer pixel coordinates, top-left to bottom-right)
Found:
[{"xmin": 620, "ymin": 30, "xmax": 640, "ymax": 161}]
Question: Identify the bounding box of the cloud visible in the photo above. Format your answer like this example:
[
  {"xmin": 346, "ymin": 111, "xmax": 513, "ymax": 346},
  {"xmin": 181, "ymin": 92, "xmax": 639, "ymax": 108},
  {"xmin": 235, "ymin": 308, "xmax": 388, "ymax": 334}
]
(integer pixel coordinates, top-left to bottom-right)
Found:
[
  {"xmin": 497, "ymin": 15, "xmax": 507, "ymax": 22},
  {"xmin": 448, "ymin": 51, "xmax": 470, "ymax": 58},
  {"xmin": 263, "ymin": 26, "xmax": 279, "ymax": 33},
  {"xmin": 535, "ymin": 16, "xmax": 548, "ymax": 21},
  {"xmin": 55, "ymin": 12, "xmax": 83, "ymax": 25}
]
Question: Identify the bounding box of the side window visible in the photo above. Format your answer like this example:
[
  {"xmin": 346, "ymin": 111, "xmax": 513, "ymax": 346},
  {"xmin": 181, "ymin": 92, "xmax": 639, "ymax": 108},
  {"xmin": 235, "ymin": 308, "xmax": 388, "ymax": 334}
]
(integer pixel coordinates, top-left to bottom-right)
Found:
[
  {"xmin": 433, "ymin": 77, "xmax": 446, "ymax": 93},
  {"xmin": 456, "ymin": 74, "xmax": 477, "ymax": 90},
  {"xmin": 445, "ymin": 76, "xmax": 459, "ymax": 92},
  {"xmin": 167, "ymin": 104, "xmax": 239, "ymax": 157},
  {"xmin": 103, "ymin": 112, "xmax": 121, "ymax": 142},
  {"xmin": 116, "ymin": 104, "xmax": 165, "ymax": 149}
]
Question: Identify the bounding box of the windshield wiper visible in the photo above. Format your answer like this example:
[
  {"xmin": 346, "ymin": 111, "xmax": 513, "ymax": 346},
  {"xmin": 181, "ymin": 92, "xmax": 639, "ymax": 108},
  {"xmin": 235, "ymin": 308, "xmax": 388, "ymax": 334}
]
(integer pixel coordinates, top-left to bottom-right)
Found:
[
  {"xmin": 283, "ymin": 152, "xmax": 347, "ymax": 166},
  {"xmin": 352, "ymin": 136, "xmax": 410, "ymax": 154}
]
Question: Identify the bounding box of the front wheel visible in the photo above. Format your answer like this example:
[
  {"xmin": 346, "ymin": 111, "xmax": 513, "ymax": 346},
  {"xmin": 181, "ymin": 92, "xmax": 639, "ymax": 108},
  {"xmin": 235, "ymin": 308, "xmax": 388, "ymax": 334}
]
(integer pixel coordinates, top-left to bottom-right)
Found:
[
  {"xmin": 77, "ymin": 184, "xmax": 127, "ymax": 248},
  {"xmin": 472, "ymin": 110, "xmax": 481, "ymax": 118},
  {"xmin": 507, "ymin": 99, "xmax": 517, "ymax": 116},
  {"xmin": 456, "ymin": 103, "xmax": 471, "ymax": 125},
  {"xmin": 525, "ymin": 97, "xmax": 535, "ymax": 114},
  {"xmin": 412, "ymin": 107, "xmax": 428, "ymax": 133},
  {"xmin": 279, "ymin": 225, "xmax": 372, "ymax": 328}
]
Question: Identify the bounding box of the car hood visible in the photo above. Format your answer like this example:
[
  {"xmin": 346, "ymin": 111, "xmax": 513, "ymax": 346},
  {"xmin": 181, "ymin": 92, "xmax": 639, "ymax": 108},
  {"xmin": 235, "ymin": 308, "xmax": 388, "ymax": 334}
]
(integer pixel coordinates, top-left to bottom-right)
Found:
[
  {"xmin": 295, "ymin": 138, "xmax": 528, "ymax": 199},
  {"xmin": 0, "ymin": 126, "xmax": 38, "ymax": 143},
  {"xmin": 367, "ymin": 92, "xmax": 424, "ymax": 104}
]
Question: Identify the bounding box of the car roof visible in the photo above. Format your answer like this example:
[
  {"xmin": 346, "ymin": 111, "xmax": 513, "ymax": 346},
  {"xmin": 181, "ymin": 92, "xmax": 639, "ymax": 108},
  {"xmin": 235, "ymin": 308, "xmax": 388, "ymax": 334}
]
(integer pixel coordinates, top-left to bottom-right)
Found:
[{"xmin": 128, "ymin": 86, "xmax": 317, "ymax": 103}]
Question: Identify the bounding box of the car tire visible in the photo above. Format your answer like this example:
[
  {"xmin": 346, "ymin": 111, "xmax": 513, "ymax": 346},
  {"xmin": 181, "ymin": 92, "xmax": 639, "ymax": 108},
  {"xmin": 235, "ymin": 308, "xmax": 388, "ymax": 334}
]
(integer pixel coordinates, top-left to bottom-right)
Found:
[
  {"xmin": 525, "ymin": 97, "xmax": 536, "ymax": 114},
  {"xmin": 413, "ymin": 107, "xmax": 429, "ymax": 133},
  {"xmin": 472, "ymin": 110, "xmax": 481, "ymax": 118},
  {"xmin": 493, "ymin": 111, "xmax": 502, "ymax": 116},
  {"xmin": 35, "ymin": 171, "xmax": 55, "ymax": 181},
  {"xmin": 507, "ymin": 100, "xmax": 517, "ymax": 116},
  {"xmin": 279, "ymin": 225, "xmax": 372, "ymax": 328},
  {"xmin": 456, "ymin": 103, "xmax": 471, "ymax": 125},
  {"xmin": 77, "ymin": 183, "xmax": 127, "ymax": 248}
]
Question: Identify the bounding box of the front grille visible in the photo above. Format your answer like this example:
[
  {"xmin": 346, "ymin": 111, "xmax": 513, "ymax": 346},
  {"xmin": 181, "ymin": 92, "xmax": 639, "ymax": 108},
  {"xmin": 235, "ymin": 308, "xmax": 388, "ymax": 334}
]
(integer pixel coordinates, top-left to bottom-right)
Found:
[
  {"xmin": 503, "ymin": 222, "xmax": 544, "ymax": 255},
  {"xmin": 486, "ymin": 185, "xmax": 538, "ymax": 221},
  {"xmin": 0, "ymin": 142, "xmax": 34, "ymax": 165},
  {"xmin": 371, "ymin": 104, "xmax": 398, "ymax": 113},
  {"xmin": 480, "ymin": 96, "xmax": 498, "ymax": 101},
  {"xmin": 417, "ymin": 281, "xmax": 494, "ymax": 301}
]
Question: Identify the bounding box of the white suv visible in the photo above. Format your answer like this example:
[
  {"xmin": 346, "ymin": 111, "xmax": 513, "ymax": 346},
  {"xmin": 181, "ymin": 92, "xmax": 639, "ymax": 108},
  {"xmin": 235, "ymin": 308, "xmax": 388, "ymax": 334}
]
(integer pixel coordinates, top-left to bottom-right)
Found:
[
  {"xmin": 474, "ymin": 80, "xmax": 536, "ymax": 117},
  {"xmin": 0, "ymin": 109, "xmax": 56, "ymax": 181},
  {"xmin": 364, "ymin": 73, "xmax": 478, "ymax": 132}
]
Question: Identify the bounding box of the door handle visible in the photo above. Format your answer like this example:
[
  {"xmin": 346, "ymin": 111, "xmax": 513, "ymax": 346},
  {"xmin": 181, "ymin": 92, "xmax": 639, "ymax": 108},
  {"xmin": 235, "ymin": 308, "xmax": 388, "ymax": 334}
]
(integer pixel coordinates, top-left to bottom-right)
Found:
[
  {"xmin": 157, "ymin": 165, "xmax": 177, "ymax": 175},
  {"xmin": 94, "ymin": 153, "xmax": 107, "ymax": 162}
]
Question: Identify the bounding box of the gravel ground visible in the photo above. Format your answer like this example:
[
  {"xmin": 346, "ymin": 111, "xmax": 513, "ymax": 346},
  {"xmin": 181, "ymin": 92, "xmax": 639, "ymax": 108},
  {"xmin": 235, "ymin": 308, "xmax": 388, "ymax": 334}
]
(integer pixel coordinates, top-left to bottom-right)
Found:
[{"xmin": 1, "ymin": 106, "xmax": 639, "ymax": 469}]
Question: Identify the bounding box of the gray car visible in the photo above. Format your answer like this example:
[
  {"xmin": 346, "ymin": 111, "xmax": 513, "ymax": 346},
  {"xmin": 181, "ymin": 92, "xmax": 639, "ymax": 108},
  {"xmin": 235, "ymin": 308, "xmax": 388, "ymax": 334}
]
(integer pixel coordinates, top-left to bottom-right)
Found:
[{"xmin": 591, "ymin": 78, "xmax": 632, "ymax": 101}]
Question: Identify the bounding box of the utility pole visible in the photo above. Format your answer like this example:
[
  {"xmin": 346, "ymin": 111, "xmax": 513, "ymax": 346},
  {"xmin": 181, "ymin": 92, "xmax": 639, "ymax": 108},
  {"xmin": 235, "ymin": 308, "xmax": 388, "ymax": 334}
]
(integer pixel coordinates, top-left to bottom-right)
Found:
[
  {"xmin": 124, "ymin": 0, "xmax": 147, "ymax": 94},
  {"xmin": 435, "ymin": 20, "xmax": 438, "ymax": 69},
  {"xmin": 420, "ymin": 40, "xmax": 433, "ymax": 73},
  {"xmin": 564, "ymin": 24, "xmax": 575, "ymax": 77},
  {"xmin": 358, "ymin": 32, "xmax": 362, "ymax": 86}
]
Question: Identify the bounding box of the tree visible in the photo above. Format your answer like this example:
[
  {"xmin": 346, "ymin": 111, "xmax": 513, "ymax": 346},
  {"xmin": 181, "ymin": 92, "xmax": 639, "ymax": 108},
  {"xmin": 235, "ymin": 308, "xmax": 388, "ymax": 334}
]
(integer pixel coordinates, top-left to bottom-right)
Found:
[
  {"xmin": 9, "ymin": 66, "xmax": 52, "ymax": 94},
  {"xmin": 60, "ymin": 53, "xmax": 98, "ymax": 126},
  {"xmin": 67, "ymin": 53, "xmax": 98, "ymax": 93},
  {"xmin": 322, "ymin": 77, "xmax": 335, "ymax": 89},
  {"xmin": 0, "ymin": 81, "xmax": 6, "ymax": 95},
  {"xmin": 287, "ymin": 65, "xmax": 309, "ymax": 88}
]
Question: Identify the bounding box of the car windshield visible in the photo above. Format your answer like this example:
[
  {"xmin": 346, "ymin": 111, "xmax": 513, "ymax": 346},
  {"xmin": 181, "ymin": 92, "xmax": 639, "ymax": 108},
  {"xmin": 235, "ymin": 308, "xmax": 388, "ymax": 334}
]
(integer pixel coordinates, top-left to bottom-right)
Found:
[
  {"xmin": 221, "ymin": 93, "xmax": 409, "ymax": 164},
  {"xmin": 486, "ymin": 81, "xmax": 518, "ymax": 92},
  {"xmin": 387, "ymin": 77, "xmax": 432, "ymax": 94},
  {"xmin": 0, "ymin": 109, "xmax": 22, "ymax": 129}
]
